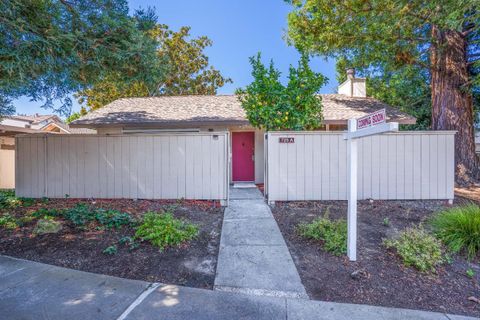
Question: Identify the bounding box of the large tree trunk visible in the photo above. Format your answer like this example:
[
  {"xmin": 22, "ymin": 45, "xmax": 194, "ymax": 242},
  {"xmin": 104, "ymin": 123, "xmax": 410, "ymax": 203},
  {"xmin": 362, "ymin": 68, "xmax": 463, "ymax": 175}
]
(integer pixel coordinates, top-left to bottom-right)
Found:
[{"xmin": 430, "ymin": 26, "xmax": 478, "ymax": 184}]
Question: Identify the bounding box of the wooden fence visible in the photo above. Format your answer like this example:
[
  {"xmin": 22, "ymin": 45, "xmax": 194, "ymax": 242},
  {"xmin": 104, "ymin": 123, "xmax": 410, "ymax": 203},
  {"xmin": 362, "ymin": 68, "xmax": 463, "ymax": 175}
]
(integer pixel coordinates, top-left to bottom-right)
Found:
[
  {"xmin": 15, "ymin": 133, "xmax": 229, "ymax": 201},
  {"xmin": 265, "ymin": 131, "xmax": 455, "ymax": 201}
]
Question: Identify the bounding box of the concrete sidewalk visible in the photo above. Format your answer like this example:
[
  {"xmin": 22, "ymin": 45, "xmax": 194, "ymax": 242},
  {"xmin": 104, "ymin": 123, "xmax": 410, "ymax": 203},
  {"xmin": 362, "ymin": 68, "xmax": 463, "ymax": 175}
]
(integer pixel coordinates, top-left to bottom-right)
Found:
[
  {"xmin": 0, "ymin": 255, "xmax": 476, "ymax": 320},
  {"xmin": 214, "ymin": 187, "xmax": 307, "ymax": 298}
]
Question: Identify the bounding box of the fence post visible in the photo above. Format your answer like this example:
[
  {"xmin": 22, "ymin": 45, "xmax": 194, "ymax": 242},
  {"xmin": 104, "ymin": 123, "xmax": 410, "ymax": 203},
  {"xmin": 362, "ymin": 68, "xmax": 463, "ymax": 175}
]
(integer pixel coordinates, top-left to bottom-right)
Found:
[{"xmin": 347, "ymin": 119, "xmax": 358, "ymax": 261}]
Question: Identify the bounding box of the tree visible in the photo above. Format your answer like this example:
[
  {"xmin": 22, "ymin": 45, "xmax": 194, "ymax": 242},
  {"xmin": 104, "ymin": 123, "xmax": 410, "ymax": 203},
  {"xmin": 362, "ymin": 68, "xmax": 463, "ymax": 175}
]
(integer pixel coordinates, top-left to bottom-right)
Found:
[
  {"xmin": 65, "ymin": 107, "xmax": 87, "ymax": 124},
  {"xmin": 0, "ymin": 0, "xmax": 161, "ymax": 116},
  {"xmin": 76, "ymin": 24, "xmax": 231, "ymax": 110},
  {"xmin": 236, "ymin": 53, "xmax": 327, "ymax": 130},
  {"xmin": 286, "ymin": 0, "xmax": 480, "ymax": 183}
]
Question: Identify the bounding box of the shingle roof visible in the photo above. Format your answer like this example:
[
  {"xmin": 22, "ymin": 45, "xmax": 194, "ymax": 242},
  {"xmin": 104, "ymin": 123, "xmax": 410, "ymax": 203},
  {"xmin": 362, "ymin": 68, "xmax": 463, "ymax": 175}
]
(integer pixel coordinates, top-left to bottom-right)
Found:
[
  {"xmin": 8, "ymin": 114, "xmax": 59, "ymax": 124},
  {"xmin": 321, "ymin": 94, "xmax": 416, "ymax": 125},
  {"xmin": 40, "ymin": 122, "xmax": 96, "ymax": 134},
  {"xmin": 71, "ymin": 94, "xmax": 416, "ymax": 127},
  {"xmin": 71, "ymin": 95, "xmax": 248, "ymax": 127}
]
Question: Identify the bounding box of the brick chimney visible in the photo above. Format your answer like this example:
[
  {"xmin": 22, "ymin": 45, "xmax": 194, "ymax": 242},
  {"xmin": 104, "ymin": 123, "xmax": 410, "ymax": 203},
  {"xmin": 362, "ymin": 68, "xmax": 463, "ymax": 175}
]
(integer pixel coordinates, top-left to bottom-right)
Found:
[{"xmin": 338, "ymin": 68, "xmax": 366, "ymax": 98}]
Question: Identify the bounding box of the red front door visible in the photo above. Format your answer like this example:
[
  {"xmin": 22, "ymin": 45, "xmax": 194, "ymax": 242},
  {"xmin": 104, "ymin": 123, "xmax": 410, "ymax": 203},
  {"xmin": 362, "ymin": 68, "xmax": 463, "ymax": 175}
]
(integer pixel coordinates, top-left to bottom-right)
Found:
[{"xmin": 232, "ymin": 132, "xmax": 255, "ymax": 182}]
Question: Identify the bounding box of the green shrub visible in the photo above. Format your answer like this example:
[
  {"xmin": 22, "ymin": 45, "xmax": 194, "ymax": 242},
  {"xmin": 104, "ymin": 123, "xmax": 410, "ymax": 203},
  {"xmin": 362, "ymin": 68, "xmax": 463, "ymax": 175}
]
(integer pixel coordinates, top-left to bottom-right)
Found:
[
  {"xmin": 119, "ymin": 236, "xmax": 139, "ymax": 250},
  {"xmin": 63, "ymin": 203, "xmax": 96, "ymax": 226},
  {"xmin": 466, "ymin": 268, "xmax": 475, "ymax": 278},
  {"xmin": 0, "ymin": 190, "xmax": 34, "ymax": 209},
  {"xmin": 0, "ymin": 213, "xmax": 18, "ymax": 229},
  {"xmin": 103, "ymin": 245, "xmax": 117, "ymax": 255},
  {"xmin": 297, "ymin": 213, "xmax": 347, "ymax": 256},
  {"xmin": 19, "ymin": 197, "xmax": 35, "ymax": 207},
  {"xmin": 95, "ymin": 209, "xmax": 135, "ymax": 229},
  {"xmin": 0, "ymin": 190, "xmax": 21, "ymax": 209},
  {"xmin": 33, "ymin": 218, "xmax": 62, "ymax": 234},
  {"xmin": 62, "ymin": 203, "xmax": 134, "ymax": 229},
  {"xmin": 135, "ymin": 212, "xmax": 198, "ymax": 251},
  {"xmin": 31, "ymin": 207, "xmax": 63, "ymax": 219},
  {"xmin": 18, "ymin": 215, "xmax": 35, "ymax": 225},
  {"xmin": 384, "ymin": 226, "xmax": 444, "ymax": 273},
  {"xmin": 430, "ymin": 204, "xmax": 480, "ymax": 260},
  {"xmin": 383, "ymin": 217, "xmax": 390, "ymax": 227}
]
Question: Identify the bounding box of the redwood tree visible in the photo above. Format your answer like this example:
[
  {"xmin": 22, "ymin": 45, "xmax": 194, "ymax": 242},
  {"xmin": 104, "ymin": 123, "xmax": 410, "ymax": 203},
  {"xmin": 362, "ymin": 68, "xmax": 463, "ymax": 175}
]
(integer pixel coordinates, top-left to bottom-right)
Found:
[{"xmin": 286, "ymin": 0, "xmax": 480, "ymax": 183}]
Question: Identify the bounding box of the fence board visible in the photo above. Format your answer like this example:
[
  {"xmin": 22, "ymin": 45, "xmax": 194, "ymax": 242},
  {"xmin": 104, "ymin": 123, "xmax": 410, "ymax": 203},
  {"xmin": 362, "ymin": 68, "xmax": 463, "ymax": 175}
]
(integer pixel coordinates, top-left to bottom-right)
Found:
[
  {"xmin": 16, "ymin": 133, "xmax": 228, "ymax": 201},
  {"xmin": 267, "ymin": 131, "xmax": 455, "ymax": 201}
]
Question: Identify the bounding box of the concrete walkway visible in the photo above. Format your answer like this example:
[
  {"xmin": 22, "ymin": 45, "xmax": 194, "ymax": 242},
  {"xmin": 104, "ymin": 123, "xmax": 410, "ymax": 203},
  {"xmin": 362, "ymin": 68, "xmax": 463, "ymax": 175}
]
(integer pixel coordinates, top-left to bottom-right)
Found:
[
  {"xmin": 0, "ymin": 255, "xmax": 476, "ymax": 320},
  {"xmin": 214, "ymin": 187, "xmax": 308, "ymax": 298}
]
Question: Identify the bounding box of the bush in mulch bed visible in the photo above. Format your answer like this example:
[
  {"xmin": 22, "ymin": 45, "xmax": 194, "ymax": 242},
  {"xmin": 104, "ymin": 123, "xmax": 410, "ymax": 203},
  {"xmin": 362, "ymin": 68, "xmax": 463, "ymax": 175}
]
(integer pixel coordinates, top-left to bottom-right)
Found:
[
  {"xmin": 297, "ymin": 208, "xmax": 347, "ymax": 256},
  {"xmin": 383, "ymin": 225, "xmax": 444, "ymax": 273},
  {"xmin": 430, "ymin": 204, "xmax": 480, "ymax": 260},
  {"xmin": 135, "ymin": 211, "xmax": 198, "ymax": 251},
  {"xmin": 0, "ymin": 195, "xmax": 223, "ymax": 289},
  {"xmin": 0, "ymin": 190, "xmax": 34, "ymax": 209},
  {"xmin": 272, "ymin": 200, "xmax": 480, "ymax": 317}
]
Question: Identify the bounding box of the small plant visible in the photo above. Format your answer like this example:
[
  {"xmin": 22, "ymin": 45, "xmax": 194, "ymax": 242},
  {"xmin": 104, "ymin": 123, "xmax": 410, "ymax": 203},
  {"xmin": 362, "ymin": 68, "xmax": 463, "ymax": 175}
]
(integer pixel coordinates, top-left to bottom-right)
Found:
[
  {"xmin": 297, "ymin": 210, "xmax": 347, "ymax": 256},
  {"xmin": 0, "ymin": 190, "xmax": 21, "ymax": 209},
  {"xmin": 18, "ymin": 215, "xmax": 35, "ymax": 225},
  {"xmin": 119, "ymin": 236, "xmax": 139, "ymax": 250},
  {"xmin": 466, "ymin": 268, "xmax": 475, "ymax": 278},
  {"xmin": 430, "ymin": 204, "xmax": 480, "ymax": 260},
  {"xmin": 119, "ymin": 236, "xmax": 134, "ymax": 245},
  {"xmin": 135, "ymin": 211, "xmax": 198, "ymax": 251},
  {"xmin": 31, "ymin": 207, "xmax": 63, "ymax": 219},
  {"xmin": 95, "ymin": 209, "xmax": 135, "ymax": 229},
  {"xmin": 384, "ymin": 225, "xmax": 444, "ymax": 273},
  {"xmin": 19, "ymin": 197, "xmax": 35, "ymax": 207},
  {"xmin": 0, "ymin": 191, "xmax": 35, "ymax": 208},
  {"xmin": 383, "ymin": 217, "xmax": 390, "ymax": 227},
  {"xmin": 0, "ymin": 213, "xmax": 18, "ymax": 229},
  {"xmin": 33, "ymin": 218, "xmax": 62, "ymax": 235},
  {"xmin": 61, "ymin": 204, "xmax": 134, "ymax": 229},
  {"xmin": 103, "ymin": 245, "xmax": 118, "ymax": 255},
  {"xmin": 63, "ymin": 203, "xmax": 96, "ymax": 226}
]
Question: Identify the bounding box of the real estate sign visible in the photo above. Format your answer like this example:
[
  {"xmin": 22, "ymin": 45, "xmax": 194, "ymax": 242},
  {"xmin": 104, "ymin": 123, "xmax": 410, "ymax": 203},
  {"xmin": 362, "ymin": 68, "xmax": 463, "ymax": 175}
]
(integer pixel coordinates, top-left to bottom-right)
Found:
[
  {"xmin": 356, "ymin": 109, "xmax": 386, "ymax": 130},
  {"xmin": 344, "ymin": 110, "xmax": 398, "ymax": 262}
]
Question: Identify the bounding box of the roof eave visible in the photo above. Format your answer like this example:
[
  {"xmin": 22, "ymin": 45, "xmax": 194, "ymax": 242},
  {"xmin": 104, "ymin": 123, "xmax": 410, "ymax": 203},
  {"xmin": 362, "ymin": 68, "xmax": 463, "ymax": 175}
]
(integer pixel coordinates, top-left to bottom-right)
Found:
[
  {"xmin": 69, "ymin": 119, "xmax": 250, "ymax": 129},
  {"xmin": 323, "ymin": 118, "xmax": 417, "ymax": 125}
]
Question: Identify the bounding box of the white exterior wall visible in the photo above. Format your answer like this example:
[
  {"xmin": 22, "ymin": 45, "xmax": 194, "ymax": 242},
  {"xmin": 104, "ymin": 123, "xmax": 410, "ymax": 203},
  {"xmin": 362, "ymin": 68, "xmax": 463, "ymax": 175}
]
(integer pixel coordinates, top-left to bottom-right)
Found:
[
  {"xmin": 266, "ymin": 131, "xmax": 455, "ymax": 201},
  {"xmin": 0, "ymin": 137, "xmax": 15, "ymax": 189},
  {"xmin": 338, "ymin": 81, "xmax": 351, "ymax": 96},
  {"xmin": 337, "ymin": 78, "xmax": 366, "ymax": 98},
  {"xmin": 15, "ymin": 133, "xmax": 229, "ymax": 201},
  {"xmin": 352, "ymin": 79, "xmax": 366, "ymax": 97}
]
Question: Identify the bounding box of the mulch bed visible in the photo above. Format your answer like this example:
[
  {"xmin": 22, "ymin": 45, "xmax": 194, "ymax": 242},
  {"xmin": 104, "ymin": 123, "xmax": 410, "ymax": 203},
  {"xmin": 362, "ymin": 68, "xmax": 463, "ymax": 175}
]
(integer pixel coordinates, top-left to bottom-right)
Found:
[
  {"xmin": 272, "ymin": 198, "xmax": 480, "ymax": 317},
  {"xmin": 0, "ymin": 198, "xmax": 224, "ymax": 289}
]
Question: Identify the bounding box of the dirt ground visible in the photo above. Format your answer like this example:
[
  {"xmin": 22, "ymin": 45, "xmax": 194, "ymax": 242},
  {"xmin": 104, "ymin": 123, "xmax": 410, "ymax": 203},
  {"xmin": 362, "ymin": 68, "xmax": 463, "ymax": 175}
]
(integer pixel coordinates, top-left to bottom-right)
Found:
[
  {"xmin": 0, "ymin": 199, "xmax": 223, "ymax": 289},
  {"xmin": 272, "ymin": 197, "xmax": 480, "ymax": 317}
]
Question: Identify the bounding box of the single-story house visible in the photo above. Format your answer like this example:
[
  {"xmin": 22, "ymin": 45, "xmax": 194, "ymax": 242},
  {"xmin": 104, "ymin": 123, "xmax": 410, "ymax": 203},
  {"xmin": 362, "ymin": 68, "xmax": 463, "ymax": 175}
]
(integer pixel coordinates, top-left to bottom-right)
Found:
[{"xmin": 71, "ymin": 71, "xmax": 416, "ymax": 185}]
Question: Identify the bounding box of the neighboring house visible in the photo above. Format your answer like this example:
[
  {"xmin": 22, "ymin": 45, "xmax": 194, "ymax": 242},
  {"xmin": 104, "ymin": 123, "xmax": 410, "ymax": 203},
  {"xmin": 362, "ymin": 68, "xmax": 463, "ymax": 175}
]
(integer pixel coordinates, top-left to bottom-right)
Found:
[
  {"xmin": 70, "ymin": 71, "xmax": 416, "ymax": 185},
  {"xmin": 0, "ymin": 114, "xmax": 95, "ymax": 189}
]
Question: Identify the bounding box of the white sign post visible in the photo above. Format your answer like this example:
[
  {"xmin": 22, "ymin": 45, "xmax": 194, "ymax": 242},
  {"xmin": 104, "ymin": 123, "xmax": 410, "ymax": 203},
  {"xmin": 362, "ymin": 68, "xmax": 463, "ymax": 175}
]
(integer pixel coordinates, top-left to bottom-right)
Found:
[{"xmin": 344, "ymin": 109, "xmax": 398, "ymax": 261}]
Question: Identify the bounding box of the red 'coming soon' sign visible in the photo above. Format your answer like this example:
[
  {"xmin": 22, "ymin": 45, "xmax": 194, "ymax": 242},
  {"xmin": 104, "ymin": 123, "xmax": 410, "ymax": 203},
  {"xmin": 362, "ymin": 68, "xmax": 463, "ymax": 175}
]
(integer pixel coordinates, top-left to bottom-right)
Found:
[{"xmin": 356, "ymin": 109, "xmax": 386, "ymax": 130}]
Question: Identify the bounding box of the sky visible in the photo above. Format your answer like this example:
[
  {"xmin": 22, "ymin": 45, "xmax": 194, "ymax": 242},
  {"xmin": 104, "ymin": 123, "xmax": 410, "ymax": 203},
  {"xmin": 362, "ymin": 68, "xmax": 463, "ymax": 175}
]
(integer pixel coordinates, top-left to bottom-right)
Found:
[{"xmin": 13, "ymin": 0, "xmax": 338, "ymax": 117}]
